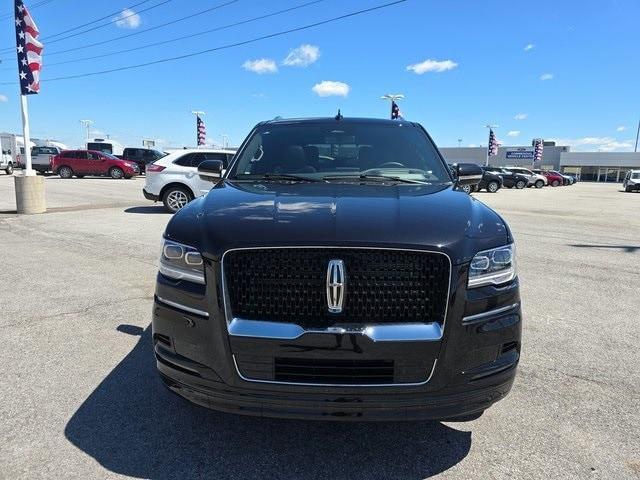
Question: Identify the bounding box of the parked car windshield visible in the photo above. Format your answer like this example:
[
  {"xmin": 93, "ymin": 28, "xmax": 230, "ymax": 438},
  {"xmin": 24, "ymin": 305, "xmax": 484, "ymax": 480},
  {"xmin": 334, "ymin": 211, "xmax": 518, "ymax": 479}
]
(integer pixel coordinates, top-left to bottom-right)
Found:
[{"xmin": 228, "ymin": 121, "xmax": 451, "ymax": 184}]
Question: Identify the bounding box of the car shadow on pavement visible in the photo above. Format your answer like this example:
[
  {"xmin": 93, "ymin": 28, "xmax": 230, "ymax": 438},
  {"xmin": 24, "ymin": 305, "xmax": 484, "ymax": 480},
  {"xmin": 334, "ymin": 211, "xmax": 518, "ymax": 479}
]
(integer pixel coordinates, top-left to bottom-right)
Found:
[
  {"xmin": 569, "ymin": 243, "xmax": 640, "ymax": 253},
  {"xmin": 65, "ymin": 325, "xmax": 472, "ymax": 480},
  {"xmin": 124, "ymin": 206, "xmax": 171, "ymax": 215}
]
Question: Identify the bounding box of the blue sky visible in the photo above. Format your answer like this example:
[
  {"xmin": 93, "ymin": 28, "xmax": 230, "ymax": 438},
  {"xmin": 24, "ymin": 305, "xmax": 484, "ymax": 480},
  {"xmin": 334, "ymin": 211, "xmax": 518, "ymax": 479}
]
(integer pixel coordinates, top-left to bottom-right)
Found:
[{"xmin": 0, "ymin": 0, "xmax": 638, "ymax": 151}]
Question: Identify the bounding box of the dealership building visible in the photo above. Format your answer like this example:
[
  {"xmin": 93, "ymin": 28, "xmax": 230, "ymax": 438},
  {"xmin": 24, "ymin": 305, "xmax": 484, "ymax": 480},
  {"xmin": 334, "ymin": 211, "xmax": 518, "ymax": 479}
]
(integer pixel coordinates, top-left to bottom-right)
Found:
[{"xmin": 440, "ymin": 142, "xmax": 640, "ymax": 182}]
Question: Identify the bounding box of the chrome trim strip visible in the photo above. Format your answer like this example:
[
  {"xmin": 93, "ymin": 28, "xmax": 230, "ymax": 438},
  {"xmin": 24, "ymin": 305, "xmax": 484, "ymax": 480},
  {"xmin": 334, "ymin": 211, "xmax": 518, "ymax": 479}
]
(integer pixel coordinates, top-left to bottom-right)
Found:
[
  {"xmin": 462, "ymin": 302, "xmax": 519, "ymax": 325},
  {"xmin": 156, "ymin": 296, "xmax": 209, "ymax": 318},
  {"xmin": 220, "ymin": 246, "xmax": 452, "ymax": 387},
  {"xmin": 228, "ymin": 318, "xmax": 443, "ymax": 342},
  {"xmin": 232, "ymin": 354, "xmax": 438, "ymax": 387},
  {"xmin": 158, "ymin": 263, "xmax": 205, "ymax": 285}
]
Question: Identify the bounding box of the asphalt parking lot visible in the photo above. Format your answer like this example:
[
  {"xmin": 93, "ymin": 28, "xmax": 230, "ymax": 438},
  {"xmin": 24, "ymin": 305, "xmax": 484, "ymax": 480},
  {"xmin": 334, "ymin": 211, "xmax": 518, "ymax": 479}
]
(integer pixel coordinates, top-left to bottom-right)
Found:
[{"xmin": 0, "ymin": 174, "xmax": 638, "ymax": 479}]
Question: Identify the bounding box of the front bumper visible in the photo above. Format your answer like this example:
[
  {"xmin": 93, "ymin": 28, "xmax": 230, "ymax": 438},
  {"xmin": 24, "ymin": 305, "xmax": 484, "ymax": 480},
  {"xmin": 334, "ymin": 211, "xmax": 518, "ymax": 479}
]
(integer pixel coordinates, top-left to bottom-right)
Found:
[
  {"xmin": 152, "ymin": 262, "xmax": 522, "ymax": 421},
  {"xmin": 158, "ymin": 360, "xmax": 516, "ymax": 421}
]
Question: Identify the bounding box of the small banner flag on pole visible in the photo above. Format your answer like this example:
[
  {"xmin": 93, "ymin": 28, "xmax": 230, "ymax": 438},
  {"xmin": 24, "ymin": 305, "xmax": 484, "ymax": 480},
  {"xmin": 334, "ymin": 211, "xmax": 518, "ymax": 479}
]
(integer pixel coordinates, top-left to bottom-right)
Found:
[
  {"xmin": 197, "ymin": 115, "xmax": 206, "ymax": 146},
  {"xmin": 488, "ymin": 129, "xmax": 499, "ymax": 156},
  {"xmin": 15, "ymin": 0, "xmax": 43, "ymax": 95},
  {"xmin": 391, "ymin": 100, "xmax": 402, "ymax": 120},
  {"xmin": 533, "ymin": 138, "xmax": 544, "ymax": 164}
]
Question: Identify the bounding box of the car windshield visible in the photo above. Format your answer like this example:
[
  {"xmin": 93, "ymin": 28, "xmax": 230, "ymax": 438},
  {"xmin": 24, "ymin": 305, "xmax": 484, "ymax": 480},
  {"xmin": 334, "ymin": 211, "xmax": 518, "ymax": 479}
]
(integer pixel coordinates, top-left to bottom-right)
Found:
[
  {"xmin": 102, "ymin": 153, "xmax": 120, "ymax": 160},
  {"xmin": 228, "ymin": 121, "xmax": 451, "ymax": 184}
]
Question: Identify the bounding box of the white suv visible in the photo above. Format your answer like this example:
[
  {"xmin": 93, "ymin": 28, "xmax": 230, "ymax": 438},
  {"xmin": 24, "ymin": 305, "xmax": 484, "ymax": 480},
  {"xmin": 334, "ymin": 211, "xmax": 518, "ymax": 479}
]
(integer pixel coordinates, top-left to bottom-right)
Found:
[
  {"xmin": 143, "ymin": 149, "xmax": 236, "ymax": 212},
  {"xmin": 623, "ymin": 170, "xmax": 640, "ymax": 193}
]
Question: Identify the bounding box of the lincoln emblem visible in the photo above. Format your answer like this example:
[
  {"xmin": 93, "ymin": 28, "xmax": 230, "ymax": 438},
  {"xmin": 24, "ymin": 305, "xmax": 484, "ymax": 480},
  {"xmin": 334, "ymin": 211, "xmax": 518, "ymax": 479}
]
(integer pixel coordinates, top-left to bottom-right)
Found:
[{"xmin": 326, "ymin": 259, "xmax": 346, "ymax": 313}]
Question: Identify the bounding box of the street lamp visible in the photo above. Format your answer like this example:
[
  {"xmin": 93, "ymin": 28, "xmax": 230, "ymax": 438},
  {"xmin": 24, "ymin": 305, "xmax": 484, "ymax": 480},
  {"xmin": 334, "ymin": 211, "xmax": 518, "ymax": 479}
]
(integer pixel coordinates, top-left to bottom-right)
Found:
[{"xmin": 79, "ymin": 119, "xmax": 93, "ymax": 146}]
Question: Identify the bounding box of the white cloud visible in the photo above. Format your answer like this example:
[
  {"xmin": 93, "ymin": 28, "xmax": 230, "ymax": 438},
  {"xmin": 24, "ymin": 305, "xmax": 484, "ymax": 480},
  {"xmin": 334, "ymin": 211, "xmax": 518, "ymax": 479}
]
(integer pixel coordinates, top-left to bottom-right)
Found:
[
  {"xmin": 0, "ymin": 94, "xmax": 7, "ymax": 102},
  {"xmin": 114, "ymin": 9, "xmax": 141, "ymax": 29},
  {"xmin": 549, "ymin": 136, "xmax": 633, "ymax": 152},
  {"xmin": 406, "ymin": 59, "xmax": 458, "ymax": 74},
  {"xmin": 540, "ymin": 73, "xmax": 554, "ymax": 80},
  {"xmin": 311, "ymin": 80, "xmax": 350, "ymax": 97},
  {"xmin": 467, "ymin": 144, "xmax": 478, "ymax": 148},
  {"xmin": 282, "ymin": 44, "xmax": 320, "ymax": 67},
  {"xmin": 507, "ymin": 130, "xmax": 521, "ymax": 137},
  {"xmin": 514, "ymin": 113, "xmax": 528, "ymax": 120},
  {"xmin": 524, "ymin": 43, "xmax": 535, "ymax": 51},
  {"xmin": 242, "ymin": 58, "xmax": 278, "ymax": 74},
  {"xmin": 616, "ymin": 126, "xmax": 626, "ymax": 132}
]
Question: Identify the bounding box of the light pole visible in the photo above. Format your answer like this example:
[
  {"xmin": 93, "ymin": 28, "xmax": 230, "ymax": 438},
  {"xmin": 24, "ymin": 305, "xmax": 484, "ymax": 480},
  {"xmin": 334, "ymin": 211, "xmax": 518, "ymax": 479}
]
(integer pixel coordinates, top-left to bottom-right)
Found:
[
  {"xmin": 484, "ymin": 124, "xmax": 498, "ymax": 166},
  {"xmin": 635, "ymin": 118, "xmax": 639, "ymax": 153},
  {"xmin": 381, "ymin": 94, "xmax": 404, "ymax": 118},
  {"xmin": 79, "ymin": 119, "xmax": 93, "ymax": 146}
]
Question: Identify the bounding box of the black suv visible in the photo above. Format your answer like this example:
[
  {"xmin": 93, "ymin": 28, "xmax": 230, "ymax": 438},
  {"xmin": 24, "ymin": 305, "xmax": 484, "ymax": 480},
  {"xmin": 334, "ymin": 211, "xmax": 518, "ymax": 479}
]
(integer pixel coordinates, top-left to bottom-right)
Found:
[
  {"xmin": 117, "ymin": 147, "xmax": 165, "ymax": 173},
  {"xmin": 152, "ymin": 117, "xmax": 521, "ymax": 421}
]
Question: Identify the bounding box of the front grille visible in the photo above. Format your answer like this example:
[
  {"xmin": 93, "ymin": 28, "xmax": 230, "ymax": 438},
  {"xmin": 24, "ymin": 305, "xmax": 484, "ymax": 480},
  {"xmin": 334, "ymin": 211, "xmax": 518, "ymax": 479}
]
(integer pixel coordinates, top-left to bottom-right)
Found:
[
  {"xmin": 223, "ymin": 248, "xmax": 449, "ymax": 328},
  {"xmin": 274, "ymin": 357, "xmax": 394, "ymax": 384}
]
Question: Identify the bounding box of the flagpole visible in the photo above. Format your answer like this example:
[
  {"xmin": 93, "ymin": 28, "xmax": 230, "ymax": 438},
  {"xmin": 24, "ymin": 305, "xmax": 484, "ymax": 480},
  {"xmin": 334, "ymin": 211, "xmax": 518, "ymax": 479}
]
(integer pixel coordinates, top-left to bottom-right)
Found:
[{"xmin": 20, "ymin": 95, "xmax": 34, "ymax": 176}]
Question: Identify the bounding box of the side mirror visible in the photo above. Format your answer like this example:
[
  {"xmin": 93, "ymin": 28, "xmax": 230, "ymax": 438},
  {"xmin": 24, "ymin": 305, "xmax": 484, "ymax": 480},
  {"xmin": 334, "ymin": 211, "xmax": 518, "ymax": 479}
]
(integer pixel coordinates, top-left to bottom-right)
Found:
[
  {"xmin": 456, "ymin": 163, "xmax": 483, "ymax": 187},
  {"xmin": 198, "ymin": 160, "xmax": 224, "ymax": 182}
]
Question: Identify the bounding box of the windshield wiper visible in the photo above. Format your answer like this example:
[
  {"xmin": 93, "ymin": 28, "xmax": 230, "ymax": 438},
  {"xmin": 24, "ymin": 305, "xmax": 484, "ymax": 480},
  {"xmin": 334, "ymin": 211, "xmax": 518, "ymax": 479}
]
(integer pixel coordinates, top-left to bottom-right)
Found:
[
  {"xmin": 322, "ymin": 174, "xmax": 429, "ymax": 185},
  {"xmin": 234, "ymin": 174, "xmax": 326, "ymax": 183}
]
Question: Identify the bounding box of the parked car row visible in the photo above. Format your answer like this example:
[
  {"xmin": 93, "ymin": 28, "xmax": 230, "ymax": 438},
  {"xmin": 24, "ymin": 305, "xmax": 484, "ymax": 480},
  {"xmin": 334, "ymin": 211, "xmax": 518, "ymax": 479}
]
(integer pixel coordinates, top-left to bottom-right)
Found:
[{"xmin": 450, "ymin": 163, "xmax": 577, "ymax": 194}]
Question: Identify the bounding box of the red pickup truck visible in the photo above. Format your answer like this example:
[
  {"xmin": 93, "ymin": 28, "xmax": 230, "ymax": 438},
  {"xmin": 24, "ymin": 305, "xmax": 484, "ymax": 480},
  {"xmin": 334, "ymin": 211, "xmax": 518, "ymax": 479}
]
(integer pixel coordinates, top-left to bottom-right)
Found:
[{"xmin": 52, "ymin": 150, "xmax": 139, "ymax": 179}]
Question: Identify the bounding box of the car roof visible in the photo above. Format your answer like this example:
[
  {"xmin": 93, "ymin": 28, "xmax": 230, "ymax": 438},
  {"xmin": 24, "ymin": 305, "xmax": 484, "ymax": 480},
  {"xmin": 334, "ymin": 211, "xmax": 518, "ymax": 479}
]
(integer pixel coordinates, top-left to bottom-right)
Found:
[
  {"xmin": 259, "ymin": 117, "xmax": 417, "ymax": 127},
  {"xmin": 154, "ymin": 148, "xmax": 236, "ymax": 165}
]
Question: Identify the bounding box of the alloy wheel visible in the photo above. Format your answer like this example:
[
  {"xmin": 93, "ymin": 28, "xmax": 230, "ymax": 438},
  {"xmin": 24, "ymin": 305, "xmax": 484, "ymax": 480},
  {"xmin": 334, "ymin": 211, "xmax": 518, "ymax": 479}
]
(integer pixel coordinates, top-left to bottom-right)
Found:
[
  {"xmin": 110, "ymin": 167, "xmax": 124, "ymax": 179},
  {"xmin": 166, "ymin": 190, "xmax": 189, "ymax": 211}
]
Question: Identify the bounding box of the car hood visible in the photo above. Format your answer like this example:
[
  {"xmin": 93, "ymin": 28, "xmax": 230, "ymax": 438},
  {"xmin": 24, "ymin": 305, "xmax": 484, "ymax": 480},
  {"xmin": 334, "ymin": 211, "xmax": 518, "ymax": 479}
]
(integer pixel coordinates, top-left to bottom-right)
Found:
[{"xmin": 165, "ymin": 181, "xmax": 511, "ymax": 265}]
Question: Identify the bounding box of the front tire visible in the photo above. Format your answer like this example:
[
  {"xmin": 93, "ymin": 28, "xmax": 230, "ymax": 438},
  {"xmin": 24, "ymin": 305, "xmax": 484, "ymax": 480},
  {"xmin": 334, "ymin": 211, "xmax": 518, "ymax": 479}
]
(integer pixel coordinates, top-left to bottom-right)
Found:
[
  {"xmin": 535, "ymin": 179, "xmax": 544, "ymax": 188},
  {"xmin": 109, "ymin": 167, "xmax": 124, "ymax": 179},
  {"xmin": 487, "ymin": 181, "xmax": 500, "ymax": 193},
  {"xmin": 460, "ymin": 184, "xmax": 472, "ymax": 194},
  {"xmin": 58, "ymin": 166, "xmax": 73, "ymax": 179},
  {"xmin": 515, "ymin": 180, "xmax": 526, "ymax": 189},
  {"xmin": 162, "ymin": 186, "xmax": 193, "ymax": 213},
  {"xmin": 5, "ymin": 164, "xmax": 13, "ymax": 175},
  {"xmin": 551, "ymin": 179, "xmax": 560, "ymax": 187}
]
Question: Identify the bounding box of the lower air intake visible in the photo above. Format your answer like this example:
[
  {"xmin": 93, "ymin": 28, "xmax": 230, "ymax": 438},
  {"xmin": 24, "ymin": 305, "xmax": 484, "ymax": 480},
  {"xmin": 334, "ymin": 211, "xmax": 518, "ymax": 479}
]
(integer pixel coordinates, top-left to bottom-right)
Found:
[{"xmin": 274, "ymin": 357, "xmax": 395, "ymax": 385}]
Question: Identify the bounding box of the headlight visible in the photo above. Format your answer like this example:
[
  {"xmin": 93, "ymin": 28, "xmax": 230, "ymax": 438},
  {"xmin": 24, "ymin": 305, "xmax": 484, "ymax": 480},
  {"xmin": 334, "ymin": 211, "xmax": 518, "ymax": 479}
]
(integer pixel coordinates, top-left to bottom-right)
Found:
[
  {"xmin": 468, "ymin": 243, "xmax": 517, "ymax": 288},
  {"xmin": 159, "ymin": 239, "xmax": 205, "ymax": 284}
]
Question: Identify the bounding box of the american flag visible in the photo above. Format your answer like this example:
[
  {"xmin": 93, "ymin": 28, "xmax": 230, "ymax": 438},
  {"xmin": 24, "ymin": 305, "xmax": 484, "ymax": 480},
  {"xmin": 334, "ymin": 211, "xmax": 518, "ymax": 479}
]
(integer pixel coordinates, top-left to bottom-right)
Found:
[
  {"xmin": 197, "ymin": 115, "xmax": 206, "ymax": 146},
  {"xmin": 488, "ymin": 129, "xmax": 498, "ymax": 156},
  {"xmin": 391, "ymin": 100, "xmax": 402, "ymax": 120},
  {"xmin": 15, "ymin": 0, "xmax": 43, "ymax": 95},
  {"xmin": 533, "ymin": 138, "xmax": 544, "ymax": 163}
]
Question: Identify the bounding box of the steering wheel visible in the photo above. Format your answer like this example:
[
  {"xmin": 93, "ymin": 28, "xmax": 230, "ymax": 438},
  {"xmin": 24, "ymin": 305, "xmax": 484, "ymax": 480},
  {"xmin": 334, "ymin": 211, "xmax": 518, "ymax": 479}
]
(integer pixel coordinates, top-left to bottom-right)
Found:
[{"xmin": 377, "ymin": 162, "xmax": 405, "ymax": 168}]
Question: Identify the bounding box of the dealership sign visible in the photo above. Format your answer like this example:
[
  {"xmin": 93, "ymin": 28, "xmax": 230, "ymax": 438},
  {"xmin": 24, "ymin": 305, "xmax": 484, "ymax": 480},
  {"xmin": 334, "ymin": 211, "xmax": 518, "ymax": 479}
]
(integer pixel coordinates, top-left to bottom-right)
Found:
[{"xmin": 505, "ymin": 149, "xmax": 534, "ymax": 160}]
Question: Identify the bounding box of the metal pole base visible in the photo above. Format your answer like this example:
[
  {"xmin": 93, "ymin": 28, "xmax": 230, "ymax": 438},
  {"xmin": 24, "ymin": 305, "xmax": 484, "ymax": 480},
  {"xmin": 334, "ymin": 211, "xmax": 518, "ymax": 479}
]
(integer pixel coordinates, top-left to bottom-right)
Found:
[{"xmin": 14, "ymin": 174, "xmax": 46, "ymax": 214}]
